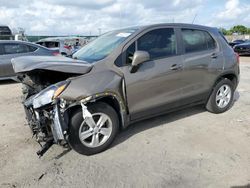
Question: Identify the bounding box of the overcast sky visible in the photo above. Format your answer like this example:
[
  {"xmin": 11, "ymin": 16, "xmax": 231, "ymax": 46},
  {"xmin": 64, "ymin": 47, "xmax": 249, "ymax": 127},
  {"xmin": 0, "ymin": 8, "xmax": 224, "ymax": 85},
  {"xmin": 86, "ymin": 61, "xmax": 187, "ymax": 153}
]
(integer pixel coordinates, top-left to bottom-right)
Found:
[{"xmin": 0, "ymin": 0, "xmax": 249, "ymax": 35}]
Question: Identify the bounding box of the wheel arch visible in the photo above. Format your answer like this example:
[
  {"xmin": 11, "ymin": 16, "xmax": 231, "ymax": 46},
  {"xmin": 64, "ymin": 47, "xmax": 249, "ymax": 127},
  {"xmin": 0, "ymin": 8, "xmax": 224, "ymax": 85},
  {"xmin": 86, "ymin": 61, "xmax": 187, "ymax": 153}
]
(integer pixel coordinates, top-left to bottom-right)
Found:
[
  {"xmin": 64, "ymin": 93, "xmax": 128, "ymax": 130},
  {"xmin": 206, "ymin": 72, "xmax": 238, "ymax": 104},
  {"xmin": 214, "ymin": 72, "xmax": 238, "ymax": 90}
]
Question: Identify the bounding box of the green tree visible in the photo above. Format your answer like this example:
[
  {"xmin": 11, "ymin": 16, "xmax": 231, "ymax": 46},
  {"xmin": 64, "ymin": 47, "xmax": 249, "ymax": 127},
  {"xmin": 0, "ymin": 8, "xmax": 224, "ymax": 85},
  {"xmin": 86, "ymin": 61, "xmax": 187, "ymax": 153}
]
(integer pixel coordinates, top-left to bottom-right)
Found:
[
  {"xmin": 247, "ymin": 28, "xmax": 250, "ymax": 35},
  {"xmin": 230, "ymin": 25, "xmax": 248, "ymax": 34},
  {"xmin": 219, "ymin": 28, "xmax": 227, "ymax": 35},
  {"xmin": 219, "ymin": 28, "xmax": 232, "ymax": 35}
]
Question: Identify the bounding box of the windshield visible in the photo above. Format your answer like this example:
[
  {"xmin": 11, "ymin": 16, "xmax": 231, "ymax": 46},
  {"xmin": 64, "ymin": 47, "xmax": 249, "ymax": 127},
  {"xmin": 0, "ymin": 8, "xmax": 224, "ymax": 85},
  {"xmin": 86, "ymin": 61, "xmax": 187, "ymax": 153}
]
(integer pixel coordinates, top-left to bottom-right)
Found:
[{"xmin": 73, "ymin": 29, "xmax": 138, "ymax": 63}]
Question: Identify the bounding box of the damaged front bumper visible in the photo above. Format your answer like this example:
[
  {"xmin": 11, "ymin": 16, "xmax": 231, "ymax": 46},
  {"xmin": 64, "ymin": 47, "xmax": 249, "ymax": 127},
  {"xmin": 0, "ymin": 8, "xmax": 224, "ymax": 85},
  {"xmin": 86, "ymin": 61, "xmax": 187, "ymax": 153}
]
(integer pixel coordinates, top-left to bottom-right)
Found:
[
  {"xmin": 23, "ymin": 81, "xmax": 70, "ymax": 157},
  {"xmin": 24, "ymin": 91, "xmax": 93, "ymax": 157},
  {"xmin": 25, "ymin": 99, "xmax": 68, "ymax": 157}
]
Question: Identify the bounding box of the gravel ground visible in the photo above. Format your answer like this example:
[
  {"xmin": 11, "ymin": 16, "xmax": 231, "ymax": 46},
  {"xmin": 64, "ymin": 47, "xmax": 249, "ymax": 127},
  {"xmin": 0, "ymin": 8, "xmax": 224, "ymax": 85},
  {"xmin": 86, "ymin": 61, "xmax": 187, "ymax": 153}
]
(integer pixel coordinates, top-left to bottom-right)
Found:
[{"xmin": 0, "ymin": 57, "xmax": 249, "ymax": 188}]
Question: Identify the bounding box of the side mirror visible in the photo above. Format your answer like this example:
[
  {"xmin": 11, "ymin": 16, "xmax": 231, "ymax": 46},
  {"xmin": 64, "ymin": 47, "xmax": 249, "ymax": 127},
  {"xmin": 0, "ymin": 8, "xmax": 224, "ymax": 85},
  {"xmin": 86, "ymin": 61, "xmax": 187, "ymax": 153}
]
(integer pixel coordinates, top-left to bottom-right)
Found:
[{"xmin": 130, "ymin": 51, "xmax": 150, "ymax": 73}]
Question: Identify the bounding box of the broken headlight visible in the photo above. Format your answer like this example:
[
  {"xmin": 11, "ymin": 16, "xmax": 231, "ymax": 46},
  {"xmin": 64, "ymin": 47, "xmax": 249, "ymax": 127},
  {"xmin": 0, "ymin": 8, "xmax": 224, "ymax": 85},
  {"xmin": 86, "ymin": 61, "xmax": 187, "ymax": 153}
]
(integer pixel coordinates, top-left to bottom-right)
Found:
[{"xmin": 33, "ymin": 81, "xmax": 69, "ymax": 109}]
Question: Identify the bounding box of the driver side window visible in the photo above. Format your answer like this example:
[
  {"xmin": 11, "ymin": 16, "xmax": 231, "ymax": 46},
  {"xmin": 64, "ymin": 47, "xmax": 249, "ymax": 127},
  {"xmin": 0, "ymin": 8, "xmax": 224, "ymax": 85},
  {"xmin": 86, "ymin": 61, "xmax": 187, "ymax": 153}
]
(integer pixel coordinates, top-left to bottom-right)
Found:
[
  {"xmin": 125, "ymin": 28, "xmax": 176, "ymax": 64},
  {"xmin": 138, "ymin": 28, "xmax": 176, "ymax": 59}
]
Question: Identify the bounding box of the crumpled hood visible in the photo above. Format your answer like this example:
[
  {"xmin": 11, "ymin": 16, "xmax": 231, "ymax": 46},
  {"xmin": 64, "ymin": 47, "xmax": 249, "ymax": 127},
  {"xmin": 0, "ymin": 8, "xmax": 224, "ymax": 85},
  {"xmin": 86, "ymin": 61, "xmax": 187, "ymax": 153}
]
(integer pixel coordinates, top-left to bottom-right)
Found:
[{"xmin": 12, "ymin": 56, "xmax": 93, "ymax": 74}]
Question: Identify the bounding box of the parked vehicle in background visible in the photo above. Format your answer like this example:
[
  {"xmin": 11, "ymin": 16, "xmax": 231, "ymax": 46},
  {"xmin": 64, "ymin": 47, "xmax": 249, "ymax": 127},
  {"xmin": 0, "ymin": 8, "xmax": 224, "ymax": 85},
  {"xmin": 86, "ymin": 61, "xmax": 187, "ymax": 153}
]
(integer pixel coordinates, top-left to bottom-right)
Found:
[
  {"xmin": 234, "ymin": 41, "xmax": 250, "ymax": 55},
  {"xmin": 229, "ymin": 39, "xmax": 245, "ymax": 48},
  {"xmin": 36, "ymin": 37, "xmax": 88, "ymax": 56},
  {"xmin": 0, "ymin": 25, "xmax": 13, "ymax": 40},
  {"xmin": 13, "ymin": 23, "xmax": 239, "ymax": 156},
  {"xmin": 0, "ymin": 40, "xmax": 59, "ymax": 80}
]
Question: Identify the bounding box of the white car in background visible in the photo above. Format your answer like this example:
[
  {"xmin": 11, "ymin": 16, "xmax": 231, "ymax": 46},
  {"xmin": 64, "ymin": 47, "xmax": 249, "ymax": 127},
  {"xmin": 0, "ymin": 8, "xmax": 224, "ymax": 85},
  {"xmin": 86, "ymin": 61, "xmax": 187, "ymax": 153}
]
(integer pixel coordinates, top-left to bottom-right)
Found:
[{"xmin": 36, "ymin": 37, "xmax": 89, "ymax": 56}]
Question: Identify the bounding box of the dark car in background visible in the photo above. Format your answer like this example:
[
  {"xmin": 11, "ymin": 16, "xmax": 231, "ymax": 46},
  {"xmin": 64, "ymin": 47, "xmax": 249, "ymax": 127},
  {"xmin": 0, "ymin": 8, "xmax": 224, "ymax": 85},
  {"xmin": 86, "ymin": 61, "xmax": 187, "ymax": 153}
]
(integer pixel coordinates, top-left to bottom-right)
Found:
[
  {"xmin": 12, "ymin": 23, "xmax": 239, "ymax": 156},
  {"xmin": 229, "ymin": 39, "xmax": 245, "ymax": 48},
  {"xmin": 0, "ymin": 40, "xmax": 59, "ymax": 80},
  {"xmin": 234, "ymin": 41, "xmax": 250, "ymax": 55},
  {"xmin": 0, "ymin": 25, "xmax": 13, "ymax": 40}
]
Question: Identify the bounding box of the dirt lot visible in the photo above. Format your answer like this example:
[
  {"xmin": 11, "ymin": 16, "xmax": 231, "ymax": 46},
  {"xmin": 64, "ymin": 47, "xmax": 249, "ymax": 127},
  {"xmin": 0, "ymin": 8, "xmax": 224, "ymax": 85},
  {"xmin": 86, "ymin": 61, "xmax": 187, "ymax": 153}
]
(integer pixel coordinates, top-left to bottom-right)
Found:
[{"xmin": 0, "ymin": 57, "xmax": 250, "ymax": 188}]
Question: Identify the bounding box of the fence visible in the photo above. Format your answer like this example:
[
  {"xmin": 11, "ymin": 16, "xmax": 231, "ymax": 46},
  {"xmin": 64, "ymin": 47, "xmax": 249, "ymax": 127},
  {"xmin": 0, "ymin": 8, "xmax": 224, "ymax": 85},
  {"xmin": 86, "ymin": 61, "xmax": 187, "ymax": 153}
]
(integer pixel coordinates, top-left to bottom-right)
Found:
[{"xmin": 225, "ymin": 35, "xmax": 250, "ymax": 42}]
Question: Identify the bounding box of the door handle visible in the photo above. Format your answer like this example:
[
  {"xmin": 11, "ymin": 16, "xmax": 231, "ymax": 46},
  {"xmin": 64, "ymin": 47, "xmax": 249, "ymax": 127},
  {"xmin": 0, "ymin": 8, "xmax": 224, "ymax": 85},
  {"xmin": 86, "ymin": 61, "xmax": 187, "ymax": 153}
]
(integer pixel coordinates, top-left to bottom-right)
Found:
[
  {"xmin": 170, "ymin": 64, "xmax": 182, "ymax": 70},
  {"xmin": 211, "ymin": 53, "xmax": 218, "ymax": 58}
]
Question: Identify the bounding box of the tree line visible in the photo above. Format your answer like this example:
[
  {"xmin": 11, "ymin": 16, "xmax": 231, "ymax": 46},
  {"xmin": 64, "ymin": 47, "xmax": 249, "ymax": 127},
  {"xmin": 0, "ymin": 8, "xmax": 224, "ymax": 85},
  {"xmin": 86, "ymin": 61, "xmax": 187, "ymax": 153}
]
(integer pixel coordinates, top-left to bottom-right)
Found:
[{"xmin": 220, "ymin": 25, "xmax": 250, "ymax": 35}]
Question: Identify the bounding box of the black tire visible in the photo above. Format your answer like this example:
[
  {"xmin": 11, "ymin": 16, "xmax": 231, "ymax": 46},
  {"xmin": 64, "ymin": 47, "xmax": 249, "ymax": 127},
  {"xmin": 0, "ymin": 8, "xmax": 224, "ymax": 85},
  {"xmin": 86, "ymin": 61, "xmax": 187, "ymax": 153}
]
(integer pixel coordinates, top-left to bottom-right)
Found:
[
  {"xmin": 68, "ymin": 102, "xmax": 119, "ymax": 155},
  {"xmin": 22, "ymin": 84, "xmax": 35, "ymax": 132},
  {"xmin": 206, "ymin": 78, "xmax": 234, "ymax": 114}
]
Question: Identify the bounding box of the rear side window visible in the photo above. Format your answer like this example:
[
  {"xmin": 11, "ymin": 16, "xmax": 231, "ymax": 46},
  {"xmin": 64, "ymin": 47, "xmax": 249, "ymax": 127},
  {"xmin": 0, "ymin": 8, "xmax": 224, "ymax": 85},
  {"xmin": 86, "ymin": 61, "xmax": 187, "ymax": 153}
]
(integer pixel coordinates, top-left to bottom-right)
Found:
[
  {"xmin": 44, "ymin": 42, "xmax": 59, "ymax": 48},
  {"xmin": 28, "ymin": 45, "xmax": 38, "ymax": 52},
  {"xmin": 137, "ymin": 28, "xmax": 176, "ymax": 59},
  {"xmin": 181, "ymin": 29, "xmax": 216, "ymax": 53},
  {"xmin": 3, "ymin": 43, "xmax": 30, "ymax": 54}
]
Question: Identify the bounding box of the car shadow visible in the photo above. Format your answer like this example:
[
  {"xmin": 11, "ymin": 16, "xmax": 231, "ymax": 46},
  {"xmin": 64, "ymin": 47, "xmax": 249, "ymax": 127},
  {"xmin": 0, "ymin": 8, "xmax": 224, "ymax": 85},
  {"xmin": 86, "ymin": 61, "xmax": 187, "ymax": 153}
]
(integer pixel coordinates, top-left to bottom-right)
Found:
[
  {"xmin": 112, "ymin": 90, "xmax": 240, "ymax": 148},
  {"xmin": 234, "ymin": 90, "xmax": 240, "ymax": 101},
  {"xmin": 0, "ymin": 80, "xmax": 18, "ymax": 85},
  {"xmin": 230, "ymin": 90, "xmax": 240, "ymax": 110},
  {"xmin": 54, "ymin": 148, "xmax": 72, "ymax": 159},
  {"xmin": 111, "ymin": 105, "xmax": 206, "ymax": 148},
  {"xmin": 231, "ymin": 184, "xmax": 250, "ymax": 188}
]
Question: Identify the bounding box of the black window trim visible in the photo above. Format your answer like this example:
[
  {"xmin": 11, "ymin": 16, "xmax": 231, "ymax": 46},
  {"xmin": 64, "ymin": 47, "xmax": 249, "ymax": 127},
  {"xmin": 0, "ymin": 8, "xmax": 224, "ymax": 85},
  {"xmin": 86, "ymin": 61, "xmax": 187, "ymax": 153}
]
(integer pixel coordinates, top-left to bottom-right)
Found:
[
  {"xmin": 27, "ymin": 44, "xmax": 39, "ymax": 53},
  {"xmin": 119, "ymin": 26, "xmax": 180, "ymax": 67}
]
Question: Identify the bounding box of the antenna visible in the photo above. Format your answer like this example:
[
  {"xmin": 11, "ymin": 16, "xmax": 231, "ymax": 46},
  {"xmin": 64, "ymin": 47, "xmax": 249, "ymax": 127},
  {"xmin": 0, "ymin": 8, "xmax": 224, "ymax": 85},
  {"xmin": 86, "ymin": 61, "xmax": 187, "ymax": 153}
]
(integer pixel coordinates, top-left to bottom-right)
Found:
[
  {"xmin": 192, "ymin": 14, "xmax": 197, "ymax": 24},
  {"xmin": 98, "ymin": 28, "xmax": 102, "ymax": 36}
]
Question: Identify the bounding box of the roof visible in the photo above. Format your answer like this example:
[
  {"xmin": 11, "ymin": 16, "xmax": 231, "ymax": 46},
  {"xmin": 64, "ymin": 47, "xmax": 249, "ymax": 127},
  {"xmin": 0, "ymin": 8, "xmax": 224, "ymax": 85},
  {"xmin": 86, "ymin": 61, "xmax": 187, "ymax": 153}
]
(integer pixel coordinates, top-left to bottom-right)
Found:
[
  {"xmin": 142, "ymin": 23, "xmax": 216, "ymax": 31},
  {"xmin": 37, "ymin": 36, "xmax": 86, "ymax": 42},
  {"xmin": 0, "ymin": 40, "xmax": 47, "ymax": 49},
  {"xmin": 118, "ymin": 23, "xmax": 217, "ymax": 32},
  {"xmin": 0, "ymin": 40, "xmax": 34, "ymax": 45}
]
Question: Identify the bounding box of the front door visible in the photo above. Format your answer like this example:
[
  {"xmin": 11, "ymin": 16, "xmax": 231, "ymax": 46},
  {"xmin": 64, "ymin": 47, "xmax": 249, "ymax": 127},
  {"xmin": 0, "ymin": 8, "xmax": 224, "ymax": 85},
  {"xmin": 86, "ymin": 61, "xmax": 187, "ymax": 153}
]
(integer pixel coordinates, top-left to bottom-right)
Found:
[{"xmin": 121, "ymin": 28, "xmax": 184, "ymax": 120}]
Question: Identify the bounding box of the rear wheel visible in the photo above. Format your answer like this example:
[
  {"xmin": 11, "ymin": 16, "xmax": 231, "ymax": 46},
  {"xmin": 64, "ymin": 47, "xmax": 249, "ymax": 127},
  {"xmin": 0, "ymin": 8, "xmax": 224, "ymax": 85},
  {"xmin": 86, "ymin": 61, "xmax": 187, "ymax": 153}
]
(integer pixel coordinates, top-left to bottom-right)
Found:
[
  {"xmin": 206, "ymin": 78, "xmax": 234, "ymax": 113},
  {"xmin": 68, "ymin": 102, "xmax": 119, "ymax": 155}
]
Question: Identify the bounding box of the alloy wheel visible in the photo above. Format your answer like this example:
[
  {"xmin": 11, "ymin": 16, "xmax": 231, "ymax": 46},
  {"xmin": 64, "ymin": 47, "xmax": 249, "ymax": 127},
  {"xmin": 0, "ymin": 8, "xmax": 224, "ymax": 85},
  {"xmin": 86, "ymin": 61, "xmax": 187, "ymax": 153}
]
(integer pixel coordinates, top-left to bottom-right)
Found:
[
  {"xmin": 78, "ymin": 113, "xmax": 113, "ymax": 148},
  {"xmin": 215, "ymin": 84, "xmax": 232, "ymax": 108}
]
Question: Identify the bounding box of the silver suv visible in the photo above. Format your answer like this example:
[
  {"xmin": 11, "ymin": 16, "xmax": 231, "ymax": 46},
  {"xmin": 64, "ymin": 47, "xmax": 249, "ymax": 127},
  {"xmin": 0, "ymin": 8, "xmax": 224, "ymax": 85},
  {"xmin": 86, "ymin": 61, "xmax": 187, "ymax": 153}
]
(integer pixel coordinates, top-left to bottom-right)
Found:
[{"xmin": 13, "ymin": 23, "xmax": 240, "ymax": 156}]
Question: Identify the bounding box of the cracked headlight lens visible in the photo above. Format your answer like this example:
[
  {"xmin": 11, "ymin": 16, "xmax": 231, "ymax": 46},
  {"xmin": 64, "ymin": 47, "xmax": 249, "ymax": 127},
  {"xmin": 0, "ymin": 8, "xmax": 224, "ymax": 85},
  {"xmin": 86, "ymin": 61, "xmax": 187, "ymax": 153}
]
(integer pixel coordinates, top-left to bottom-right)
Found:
[{"xmin": 32, "ymin": 81, "xmax": 69, "ymax": 109}]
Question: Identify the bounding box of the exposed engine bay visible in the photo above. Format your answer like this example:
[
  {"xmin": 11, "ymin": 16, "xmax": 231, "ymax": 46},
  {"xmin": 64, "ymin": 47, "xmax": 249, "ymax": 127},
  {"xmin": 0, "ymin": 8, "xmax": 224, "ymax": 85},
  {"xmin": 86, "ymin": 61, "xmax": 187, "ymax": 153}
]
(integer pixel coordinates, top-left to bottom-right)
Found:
[
  {"xmin": 18, "ymin": 70, "xmax": 80, "ymax": 157},
  {"xmin": 12, "ymin": 56, "xmax": 95, "ymax": 157},
  {"xmin": 12, "ymin": 55, "xmax": 126, "ymax": 157}
]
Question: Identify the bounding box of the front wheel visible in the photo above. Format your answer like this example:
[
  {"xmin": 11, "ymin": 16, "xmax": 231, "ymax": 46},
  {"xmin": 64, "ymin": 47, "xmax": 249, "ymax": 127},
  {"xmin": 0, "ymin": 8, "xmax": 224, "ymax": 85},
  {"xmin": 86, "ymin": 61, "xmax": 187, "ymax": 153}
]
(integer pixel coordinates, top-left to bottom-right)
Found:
[
  {"xmin": 68, "ymin": 102, "xmax": 119, "ymax": 155},
  {"xmin": 206, "ymin": 78, "xmax": 234, "ymax": 114}
]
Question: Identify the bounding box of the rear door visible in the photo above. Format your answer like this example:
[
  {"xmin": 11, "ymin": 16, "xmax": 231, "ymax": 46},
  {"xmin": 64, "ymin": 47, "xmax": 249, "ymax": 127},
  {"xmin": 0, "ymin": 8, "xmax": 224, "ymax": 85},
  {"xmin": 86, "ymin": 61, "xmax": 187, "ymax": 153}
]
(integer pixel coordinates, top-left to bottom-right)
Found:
[
  {"xmin": 121, "ymin": 27, "xmax": 184, "ymax": 120},
  {"xmin": 179, "ymin": 28, "xmax": 222, "ymax": 103}
]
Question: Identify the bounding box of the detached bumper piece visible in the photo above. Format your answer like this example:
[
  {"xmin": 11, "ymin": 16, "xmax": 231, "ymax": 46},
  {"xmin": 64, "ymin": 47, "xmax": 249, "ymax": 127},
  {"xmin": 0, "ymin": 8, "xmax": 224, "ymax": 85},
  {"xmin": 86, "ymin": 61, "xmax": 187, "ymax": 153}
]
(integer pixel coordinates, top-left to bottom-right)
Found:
[
  {"xmin": 36, "ymin": 138, "xmax": 54, "ymax": 157},
  {"xmin": 25, "ymin": 101, "xmax": 67, "ymax": 157},
  {"xmin": 51, "ymin": 104, "xmax": 65, "ymax": 143},
  {"xmin": 38, "ymin": 104, "xmax": 67, "ymax": 157}
]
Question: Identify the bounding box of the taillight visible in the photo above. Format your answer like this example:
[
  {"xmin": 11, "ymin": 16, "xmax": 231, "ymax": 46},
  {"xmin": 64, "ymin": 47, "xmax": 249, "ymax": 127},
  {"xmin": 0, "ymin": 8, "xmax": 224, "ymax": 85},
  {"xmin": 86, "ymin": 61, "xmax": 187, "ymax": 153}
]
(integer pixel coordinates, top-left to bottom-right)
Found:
[
  {"xmin": 64, "ymin": 45, "xmax": 71, "ymax": 50},
  {"xmin": 52, "ymin": 52, "xmax": 60, "ymax": 56},
  {"xmin": 235, "ymin": 53, "xmax": 240, "ymax": 64}
]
